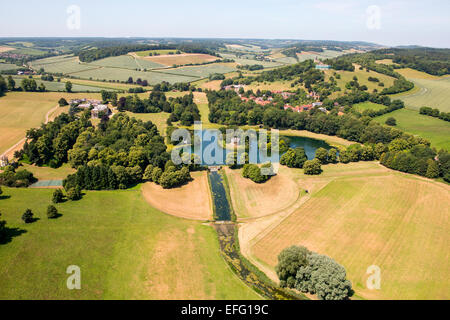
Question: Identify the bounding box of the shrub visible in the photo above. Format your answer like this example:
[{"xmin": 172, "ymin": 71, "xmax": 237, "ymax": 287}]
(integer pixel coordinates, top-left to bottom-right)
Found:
[
  {"xmin": 58, "ymin": 98, "xmax": 68, "ymax": 107},
  {"xmin": 304, "ymin": 159, "xmax": 322, "ymax": 175},
  {"xmin": 385, "ymin": 117, "xmax": 397, "ymax": 126},
  {"xmin": 52, "ymin": 189, "xmax": 64, "ymax": 203},
  {"xmin": 242, "ymin": 164, "xmax": 272, "ymax": 183},
  {"xmin": 67, "ymin": 186, "xmax": 82, "ymax": 201}
]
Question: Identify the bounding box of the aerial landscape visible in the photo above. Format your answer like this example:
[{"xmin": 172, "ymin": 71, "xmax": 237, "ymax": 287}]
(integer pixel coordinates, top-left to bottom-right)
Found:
[{"xmin": 0, "ymin": 0, "xmax": 448, "ymax": 307}]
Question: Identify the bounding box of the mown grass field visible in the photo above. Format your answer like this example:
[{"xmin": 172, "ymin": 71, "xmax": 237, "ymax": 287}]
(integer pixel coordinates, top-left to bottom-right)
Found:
[
  {"xmin": 31, "ymin": 56, "xmax": 97, "ymax": 74},
  {"xmin": 374, "ymin": 108, "xmax": 450, "ymax": 150},
  {"xmin": 124, "ymin": 111, "xmax": 170, "ymax": 135},
  {"xmin": 390, "ymin": 76, "xmax": 450, "ymax": 112},
  {"xmin": 11, "ymin": 76, "xmax": 114, "ymax": 93},
  {"xmin": 247, "ymin": 162, "xmax": 449, "ymax": 300},
  {"xmin": 0, "ymin": 92, "xmax": 101, "ymax": 155},
  {"xmin": 90, "ymin": 55, "xmax": 165, "ymax": 70},
  {"xmin": 0, "ymin": 63, "xmax": 19, "ymax": 71},
  {"xmin": 142, "ymin": 53, "xmax": 219, "ymax": 67},
  {"xmin": 220, "ymin": 53, "xmax": 283, "ymax": 68},
  {"xmin": 353, "ymin": 101, "xmax": 387, "ymax": 112},
  {"xmin": 0, "ymin": 186, "xmax": 261, "ymax": 300}
]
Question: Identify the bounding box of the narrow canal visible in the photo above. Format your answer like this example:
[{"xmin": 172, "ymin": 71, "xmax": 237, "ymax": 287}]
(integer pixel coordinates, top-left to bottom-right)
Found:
[{"xmin": 208, "ymin": 169, "xmax": 305, "ymax": 300}]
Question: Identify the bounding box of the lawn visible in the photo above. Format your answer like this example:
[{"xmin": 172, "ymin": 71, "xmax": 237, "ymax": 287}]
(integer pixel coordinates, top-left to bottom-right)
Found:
[
  {"xmin": 353, "ymin": 101, "xmax": 387, "ymax": 112},
  {"xmin": 374, "ymin": 108, "xmax": 450, "ymax": 150},
  {"xmin": 124, "ymin": 111, "xmax": 170, "ymax": 136},
  {"xmin": 19, "ymin": 163, "xmax": 76, "ymax": 181},
  {"xmin": 245, "ymin": 162, "xmax": 450, "ymax": 300},
  {"xmin": 0, "ymin": 186, "xmax": 261, "ymax": 300}
]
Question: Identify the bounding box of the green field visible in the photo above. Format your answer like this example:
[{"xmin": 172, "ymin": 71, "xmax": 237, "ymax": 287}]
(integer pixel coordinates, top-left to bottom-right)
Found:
[
  {"xmin": 31, "ymin": 56, "xmax": 98, "ymax": 74},
  {"xmin": 0, "ymin": 187, "xmax": 261, "ymax": 300},
  {"xmin": 249, "ymin": 162, "xmax": 450, "ymax": 300},
  {"xmin": 220, "ymin": 53, "xmax": 283, "ymax": 68},
  {"xmin": 89, "ymin": 55, "xmax": 165, "ymax": 70},
  {"xmin": 390, "ymin": 77, "xmax": 450, "ymax": 112},
  {"xmin": 353, "ymin": 101, "xmax": 387, "ymax": 112},
  {"xmin": 157, "ymin": 63, "xmax": 236, "ymax": 78},
  {"xmin": 135, "ymin": 50, "xmax": 179, "ymax": 57},
  {"xmin": 125, "ymin": 111, "xmax": 170, "ymax": 135},
  {"xmin": 0, "ymin": 63, "xmax": 20, "ymax": 71},
  {"xmin": 11, "ymin": 76, "xmax": 117, "ymax": 93},
  {"xmin": 374, "ymin": 108, "xmax": 450, "ymax": 150}
]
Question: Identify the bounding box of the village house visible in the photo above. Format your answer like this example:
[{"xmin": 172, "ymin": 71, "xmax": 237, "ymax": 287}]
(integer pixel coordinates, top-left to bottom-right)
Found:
[{"xmin": 0, "ymin": 156, "xmax": 9, "ymax": 168}]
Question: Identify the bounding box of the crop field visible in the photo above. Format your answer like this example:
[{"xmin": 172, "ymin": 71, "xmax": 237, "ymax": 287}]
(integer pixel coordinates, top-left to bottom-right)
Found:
[
  {"xmin": 220, "ymin": 53, "xmax": 283, "ymax": 68},
  {"xmin": 353, "ymin": 101, "xmax": 387, "ymax": 112},
  {"xmin": 156, "ymin": 63, "xmax": 236, "ymax": 79},
  {"xmin": 390, "ymin": 77, "xmax": 450, "ymax": 112},
  {"xmin": 0, "ymin": 46, "xmax": 14, "ymax": 53},
  {"xmin": 324, "ymin": 66, "xmax": 396, "ymax": 96},
  {"xmin": 31, "ymin": 56, "xmax": 98, "ymax": 74},
  {"xmin": 225, "ymin": 167, "xmax": 300, "ymax": 219},
  {"xmin": 135, "ymin": 50, "xmax": 179, "ymax": 57},
  {"xmin": 0, "ymin": 92, "xmax": 101, "ymax": 155},
  {"xmin": 141, "ymin": 53, "xmax": 220, "ymax": 67},
  {"xmin": 296, "ymin": 49, "xmax": 344, "ymax": 62},
  {"xmin": 0, "ymin": 63, "xmax": 19, "ymax": 71},
  {"xmin": 243, "ymin": 162, "xmax": 449, "ymax": 300},
  {"xmin": 90, "ymin": 55, "xmax": 165, "ymax": 70},
  {"xmin": 0, "ymin": 187, "xmax": 260, "ymax": 299},
  {"xmin": 374, "ymin": 108, "xmax": 450, "ymax": 150},
  {"xmin": 70, "ymin": 67, "xmax": 199, "ymax": 85},
  {"xmin": 141, "ymin": 172, "xmax": 213, "ymax": 221}
]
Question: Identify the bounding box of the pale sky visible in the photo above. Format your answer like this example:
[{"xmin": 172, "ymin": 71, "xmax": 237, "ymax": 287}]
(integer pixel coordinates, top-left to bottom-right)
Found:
[{"xmin": 1, "ymin": 0, "xmax": 449, "ymax": 48}]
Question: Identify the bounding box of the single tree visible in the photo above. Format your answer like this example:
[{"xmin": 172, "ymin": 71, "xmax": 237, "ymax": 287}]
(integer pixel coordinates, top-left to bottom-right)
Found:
[
  {"xmin": 276, "ymin": 246, "xmax": 310, "ymax": 288},
  {"xmin": 65, "ymin": 81, "xmax": 72, "ymax": 93},
  {"xmin": 52, "ymin": 189, "xmax": 64, "ymax": 203},
  {"xmin": 47, "ymin": 205, "xmax": 59, "ymax": 219},
  {"xmin": 385, "ymin": 117, "xmax": 397, "ymax": 126},
  {"xmin": 58, "ymin": 98, "xmax": 69, "ymax": 107},
  {"xmin": 304, "ymin": 159, "xmax": 323, "ymax": 175},
  {"xmin": 22, "ymin": 209, "xmax": 34, "ymax": 224}
]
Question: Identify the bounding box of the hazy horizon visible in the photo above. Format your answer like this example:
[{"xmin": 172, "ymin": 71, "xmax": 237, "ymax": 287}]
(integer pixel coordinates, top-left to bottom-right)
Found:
[{"xmin": 1, "ymin": 0, "xmax": 449, "ymax": 48}]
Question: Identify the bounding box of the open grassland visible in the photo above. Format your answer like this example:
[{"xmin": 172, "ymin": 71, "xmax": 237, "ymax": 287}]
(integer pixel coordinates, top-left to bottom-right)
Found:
[
  {"xmin": 141, "ymin": 172, "xmax": 213, "ymax": 221},
  {"xmin": 141, "ymin": 53, "xmax": 219, "ymax": 67},
  {"xmin": 60, "ymin": 78, "xmax": 137, "ymax": 91},
  {"xmin": 220, "ymin": 53, "xmax": 283, "ymax": 68},
  {"xmin": 390, "ymin": 77, "xmax": 450, "ymax": 112},
  {"xmin": 375, "ymin": 59, "xmax": 398, "ymax": 66},
  {"xmin": 125, "ymin": 111, "xmax": 170, "ymax": 136},
  {"xmin": 374, "ymin": 109, "xmax": 450, "ymax": 150},
  {"xmin": 395, "ymin": 68, "xmax": 444, "ymax": 80},
  {"xmin": 279, "ymin": 129, "xmax": 355, "ymax": 148},
  {"xmin": 296, "ymin": 50, "xmax": 343, "ymax": 62},
  {"xmin": 353, "ymin": 101, "xmax": 387, "ymax": 112},
  {"xmin": 246, "ymin": 80, "xmax": 295, "ymax": 92},
  {"xmin": 244, "ymin": 162, "xmax": 450, "ymax": 300},
  {"xmin": 325, "ymin": 66, "xmax": 396, "ymax": 96},
  {"xmin": 0, "ymin": 92, "xmax": 100, "ymax": 155},
  {"xmin": 225, "ymin": 167, "xmax": 300, "ymax": 219},
  {"xmin": 0, "ymin": 187, "xmax": 260, "ymax": 299}
]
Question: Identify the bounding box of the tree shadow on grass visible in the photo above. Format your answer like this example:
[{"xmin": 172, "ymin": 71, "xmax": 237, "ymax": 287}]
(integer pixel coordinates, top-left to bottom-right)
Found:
[
  {"xmin": 0, "ymin": 195, "xmax": 11, "ymax": 200},
  {"xmin": 48, "ymin": 213, "xmax": 63, "ymax": 220},
  {"xmin": 0, "ymin": 227, "xmax": 27, "ymax": 245}
]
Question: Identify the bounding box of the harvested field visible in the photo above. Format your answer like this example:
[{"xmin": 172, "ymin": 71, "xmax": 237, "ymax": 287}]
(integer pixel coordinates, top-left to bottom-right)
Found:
[
  {"xmin": 141, "ymin": 171, "xmax": 213, "ymax": 220},
  {"xmin": 243, "ymin": 162, "xmax": 450, "ymax": 300},
  {"xmin": 225, "ymin": 167, "xmax": 300, "ymax": 219},
  {"xmin": 0, "ymin": 46, "xmax": 14, "ymax": 53},
  {"xmin": 141, "ymin": 53, "xmax": 219, "ymax": 67}
]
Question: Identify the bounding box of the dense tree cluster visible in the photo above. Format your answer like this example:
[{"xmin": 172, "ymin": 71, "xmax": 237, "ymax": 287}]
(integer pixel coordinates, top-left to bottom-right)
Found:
[
  {"xmin": 276, "ymin": 246, "xmax": 353, "ymax": 300},
  {"xmin": 280, "ymin": 147, "xmax": 308, "ymax": 168},
  {"xmin": 419, "ymin": 107, "xmax": 450, "ymax": 122},
  {"xmin": 303, "ymin": 159, "xmax": 322, "ymax": 175},
  {"xmin": 118, "ymin": 91, "xmax": 170, "ymax": 113},
  {"xmin": 0, "ymin": 166, "xmax": 36, "ymax": 188},
  {"xmin": 20, "ymin": 112, "xmax": 175, "ymax": 190},
  {"xmin": 166, "ymin": 93, "xmax": 201, "ymax": 126},
  {"xmin": 0, "ymin": 75, "xmax": 6, "ymax": 96},
  {"xmin": 242, "ymin": 163, "xmax": 273, "ymax": 183}
]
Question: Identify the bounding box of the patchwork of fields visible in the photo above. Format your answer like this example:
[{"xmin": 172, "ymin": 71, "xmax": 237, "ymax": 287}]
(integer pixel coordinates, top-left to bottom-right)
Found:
[{"xmin": 242, "ymin": 162, "xmax": 449, "ymax": 300}]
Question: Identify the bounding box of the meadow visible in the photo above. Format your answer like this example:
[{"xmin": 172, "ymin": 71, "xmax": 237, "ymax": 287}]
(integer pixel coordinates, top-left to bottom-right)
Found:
[
  {"xmin": 374, "ymin": 108, "xmax": 450, "ymax": 150},
  {"xmin": 243, "ymin": 162, "xmax": 449, "ymax": 300},
  {"xmin": 0, "ymin": 92, "xmax": 101, "ymax": 155},
  {"xmin": 124, "ymin": 111, "xmax": 170, "ymax": 135},
  {"xmin": 11, "ymin": 76, "xmax": 114, "ymax": 93},
  {"xmin": 390, "ymin": 76, "xmax": 450, "ymax": 112},
  {"xmin": 0, "ymin": 186, "xmax": 261, "ymax": 300},
  {"xmin": 353, "ymin": 101, "xmax": 387, "ymax": 112},
  {"xmin": 31, "ymin": 56, "xmax": 97, "ymax": 74},
  {"xmin": 0, "ymin": 63, "xmax": 19, "ymax": 71},
  {"xmin": 220, "ymin": 53, "xmax": 283, "ymax": 68},
  {"xmin": 89, "ymin": 55, "xmax": 165, "ymax": 70}
]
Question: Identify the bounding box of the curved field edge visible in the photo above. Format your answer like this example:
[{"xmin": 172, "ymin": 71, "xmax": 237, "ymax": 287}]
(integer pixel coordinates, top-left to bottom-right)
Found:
[
  {"xmin": 0, "ymin": 186, "xmax": 260, "ymax": 300},
  {"xmin": 240, "ymin": 162, "xmax": 450, "ymax": 300}
]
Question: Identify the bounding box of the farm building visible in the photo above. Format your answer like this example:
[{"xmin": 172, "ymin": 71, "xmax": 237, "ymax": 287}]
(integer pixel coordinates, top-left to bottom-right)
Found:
[{"xmin": 91, "ymin": 105, "xmax": 111, "ymax": 118}]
